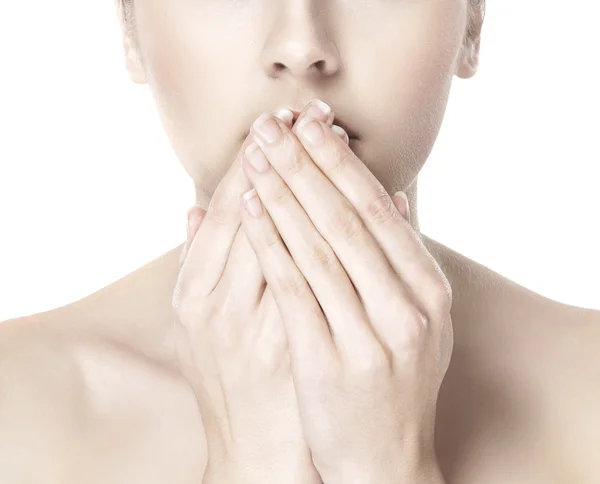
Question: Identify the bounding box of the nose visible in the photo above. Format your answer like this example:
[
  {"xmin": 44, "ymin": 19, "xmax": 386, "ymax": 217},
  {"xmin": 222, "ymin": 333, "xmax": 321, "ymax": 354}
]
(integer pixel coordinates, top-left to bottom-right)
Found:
[{"xmin": 261, "ymin": 2, "xmax": 341, "ymax": 80}]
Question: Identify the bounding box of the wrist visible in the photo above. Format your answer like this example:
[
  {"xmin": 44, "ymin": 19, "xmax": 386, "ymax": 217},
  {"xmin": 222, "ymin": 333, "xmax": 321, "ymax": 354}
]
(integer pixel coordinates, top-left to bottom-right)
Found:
[
  {"xmin": 202, "ymin": 451, "xmax": 321, "ymax": 484},
  {"xmin": 320, "ymin": 463, "xmax": 445, "ymax": 484},
  {"xmin": 316, "ymin": 444, "xmax": 445, "ymax": 484}
]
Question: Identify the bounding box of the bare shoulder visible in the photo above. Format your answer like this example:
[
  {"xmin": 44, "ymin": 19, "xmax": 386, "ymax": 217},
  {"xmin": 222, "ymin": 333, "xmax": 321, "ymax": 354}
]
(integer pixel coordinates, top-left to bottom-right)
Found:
[
  {"xmin": 538, "ymin": 301, "xmax": 600, "ymax": 478},
  {"xmin": 0, "ymin": 313, "xmax": 90, "ymax": 481},
  {"xmin": 426, "ymin": 237, "xmax": 600, "ymax": 482},
  {"xmin": 0, "ymin": 312, "xmax": 87, "ymax": 418},
  {"xmin": 0, "ymin": 310, "xmax": 206, "ymax": 483}
]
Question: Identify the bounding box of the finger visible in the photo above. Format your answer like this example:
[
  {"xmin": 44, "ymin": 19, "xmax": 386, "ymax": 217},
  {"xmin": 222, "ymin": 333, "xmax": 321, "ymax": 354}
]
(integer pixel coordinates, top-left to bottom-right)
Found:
[
  {"xmin": 243, "ymin": 116, "xmax": 384, "ymax": 360},
  {"xmin": 177, "ymin": 112, "xmax": 364, "ymax": 288},
  {"xmin": 214, "ymin": 109, "xmax": 299, "ymax": 309},
  {"xmin": 183, "ymin": 109, "xmax": 294, "ymax": 298},
  {"xmin": 186, "ymin": 205, "xmax": 206, "ymax": 242},
  {"xmin": 291, "ymin": 99, "xmax": 334, "ymax": 137},
  {"xmin": 175, "ymin": 206, "xmax": 206, "ymax": 310},
  {"xmin": 247, "ymin": 109, "xmax": 404, "ymax": 354},
  {"xmin": 294, "ymin": 108, "xmax": 450, "ymax": 323},
  {"xmin": 291, "ymin": 101, "xmax": 350, "ymax": 144},
  {"xmin": 238, "ymin": 187, "xmax": 339, "ymax": 372},
  {"xmin": 215, "ymin": 223, "xmax": 268, "ymax": 310},
  {"xmin": 180, "ymin": 135, "xmax": 255, "ymax": 298},
  {"xmin": 291, "ymin": 101, "xmax": 349, "ymax": 145},
  {"xmin": 179, "ymin": 205, "xmax": 206, "ymax": 268},
  {"xmin": 331, "ymin": 125, "xmax": 350, "ymax": 145},
  {"xmin": 392, "ymin": 191, "xmax": 410, "ymax": 224}
]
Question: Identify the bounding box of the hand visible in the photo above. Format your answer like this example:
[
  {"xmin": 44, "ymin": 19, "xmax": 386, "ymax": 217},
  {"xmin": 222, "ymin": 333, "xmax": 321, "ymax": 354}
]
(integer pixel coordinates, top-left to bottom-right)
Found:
[
  {"xmin": 173, "ymin": 107, "xmax": 349, "ymax": 484},
  {"xmin": 238, "ymin": 99, "xmax": 454, "ymax": 484}
]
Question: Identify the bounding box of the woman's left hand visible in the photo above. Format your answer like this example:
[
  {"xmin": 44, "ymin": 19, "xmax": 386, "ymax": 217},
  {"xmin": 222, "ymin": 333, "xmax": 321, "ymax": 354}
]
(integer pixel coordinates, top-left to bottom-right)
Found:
[{"xmin": 239, "ymin": 100, "xmax": 454, "ymax": 484}]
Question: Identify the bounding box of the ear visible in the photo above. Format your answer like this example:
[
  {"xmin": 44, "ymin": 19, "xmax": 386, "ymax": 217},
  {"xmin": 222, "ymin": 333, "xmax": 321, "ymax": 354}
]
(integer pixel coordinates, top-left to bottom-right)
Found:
[
  {"xmin": 455, "ymin": 2, "xmax": 484, "ymax": 79},
  {"xmin": 113, "ymin": 0, "xmax": 147, "ymax": 84}
]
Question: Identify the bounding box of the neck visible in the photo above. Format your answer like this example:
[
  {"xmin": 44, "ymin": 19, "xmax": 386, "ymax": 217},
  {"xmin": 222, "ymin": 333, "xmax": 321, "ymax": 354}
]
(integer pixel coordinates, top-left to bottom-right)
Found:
[{"xmin": 81, "ymin": 185, "xmax": 493, "ymax": 375}]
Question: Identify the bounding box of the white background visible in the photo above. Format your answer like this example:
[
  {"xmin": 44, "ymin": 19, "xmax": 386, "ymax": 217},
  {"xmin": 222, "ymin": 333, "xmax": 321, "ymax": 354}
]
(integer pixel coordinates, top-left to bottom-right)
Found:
[{"xmin": 1, "ymin": 1, "xmax": 598, "ymax": 322}]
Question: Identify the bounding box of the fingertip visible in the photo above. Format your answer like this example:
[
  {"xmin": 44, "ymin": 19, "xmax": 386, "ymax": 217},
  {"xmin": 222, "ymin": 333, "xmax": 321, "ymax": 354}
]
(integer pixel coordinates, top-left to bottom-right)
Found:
[
  {"xmin": 187, "ymin": 206, "xmax": 206, "ymax": 238},
  {"xmin": 331, "ymin": 124, "xmax": 350, "ymax": 144},
  {"xmin": 392, "ymin": 191, "xmax": 410, "ymax": 222},
  {"xmin": 273, "ymin": 108, "xmax": 294, "ymax": 127}
]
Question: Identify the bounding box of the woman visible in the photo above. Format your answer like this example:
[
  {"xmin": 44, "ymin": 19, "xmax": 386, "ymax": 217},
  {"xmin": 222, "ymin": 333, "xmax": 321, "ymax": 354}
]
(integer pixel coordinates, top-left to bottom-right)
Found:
[{"xmin": 1, "ymin": 0, "xmax": 599, "ymax": 483}]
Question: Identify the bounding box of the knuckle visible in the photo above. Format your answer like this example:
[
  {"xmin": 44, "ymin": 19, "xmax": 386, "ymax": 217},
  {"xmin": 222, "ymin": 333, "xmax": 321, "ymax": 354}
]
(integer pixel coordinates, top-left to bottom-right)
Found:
[
  {"xmin": 262, "ymin": 225, "xmax": 282, "ymax": 250},
  {"xmin": 349, "ymin": 346, "xmax": 390, "ymax": 377},
  {"xmin": 265, "ymin": 182, "xmax": 293, "ymax": 208},
  {"xmin": 396, "ymin": 306, "xmax": 429, "ymax": 353},
  {"xmin": 329, "ymin": 204, "xmax": 365, "ymax": 241},
  {"xmin": 430, "ymin": 279, "xmax": 453, "ymax": 317},
  {"xmin": 323, "ymin": 144, "xmax": 351, "ymax": 176},
  {"xmin": 364, "ymin": 187, "xmax": 399, "ymax": 226},
  {"xmin": 174, "ymin": 286, "xmax": 202, "ymax": 330},
  {"xmin": 281, "ymin": 137, "xmax": 308, "ymax": 176},
  {"xmin": 307, "ymin": 358, "xmax": 341, "ymax": 386},
  {"xmin": 273, "ymin": 271, "xmax": 307, "ymax": 299},
  {"xmin": 305, "ymin": 242, "xmax": 337, "ymax": 271},
  {"xmin": 206, "ymin": 198, "xmax": 230, "ymax": 226}
]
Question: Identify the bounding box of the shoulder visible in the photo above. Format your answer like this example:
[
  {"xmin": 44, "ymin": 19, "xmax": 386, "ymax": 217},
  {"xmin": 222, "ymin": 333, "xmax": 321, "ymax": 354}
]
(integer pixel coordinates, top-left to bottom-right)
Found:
[
  {"xmin": 477, "ymin": 285, "xmax": 600, "ymax": 480},
  {"xmin": 428, "ymin": 236, "xmax": 600, "ymax": 481},
  {"xmin": 0, "ymin": 311, "xmax": 87, "ymax": 402},
  {"xmin": 0, "ymin": 306, "xmax": 206, "ymax": 478},
  {"xmin": 0, "ymin": 313, "xmax": 89, "ymax": 481},
  {"xmin": 537, "ymin": 302, "xmax": 600, "ymax": 480},
  {"xmin": 0, "ymin": 310, "xmax": 205, "ymax": 482},
  {"xmin": 0, "ymin": 307, "xmax": 187, "ymax": 423}
]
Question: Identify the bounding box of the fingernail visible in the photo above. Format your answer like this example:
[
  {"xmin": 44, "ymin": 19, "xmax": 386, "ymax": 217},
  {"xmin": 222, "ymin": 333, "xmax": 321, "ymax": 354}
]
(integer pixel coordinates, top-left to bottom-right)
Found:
[
  {"xmin": 331, "ymin": 125, "xmax": 349, "ymax": 144},
  {"xmin": 273, "ymin": 108, "xmax": 294, "ymax": 126},
  {"xmin": 244, "ymin": 142, "xmax": 270, "ymax": 173},
  {"xmin": 393, "ymin": 191, "xmax": 410, "ymax": 222},
  {"xmin": 253, "ymin": 113, "xmax": 282, "ymax": 144},
  {"xmin": 297, "ymin": 100, "xmax": 331, "ymax": 133},
  {"xmin": 310, "ymin": 99, "xmax": 331, "ymax": 119},
  {"xmin": 242, "ymin": 188, "xmax": 263, "ymax": 217},
  {"xmin": 187, "ymin": 205, "xmax": 205, "ymax": 235}
]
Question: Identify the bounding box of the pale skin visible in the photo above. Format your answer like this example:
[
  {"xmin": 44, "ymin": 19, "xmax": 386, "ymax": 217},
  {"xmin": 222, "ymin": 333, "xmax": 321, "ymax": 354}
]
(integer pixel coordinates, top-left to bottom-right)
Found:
[
  {"xmin": 175, "ymin": 102, "xmax": 454, "ymax": 484},
  {"xmin": 1, "ymin": 0, "xmax": 599, "ymax": 483}
]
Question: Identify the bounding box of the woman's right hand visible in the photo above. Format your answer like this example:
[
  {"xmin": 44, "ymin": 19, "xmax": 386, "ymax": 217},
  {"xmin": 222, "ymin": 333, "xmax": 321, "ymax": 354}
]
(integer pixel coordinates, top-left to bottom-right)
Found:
[{"xmin": 172, "ymin": 106, "xmax": 349, "ymax": 484}]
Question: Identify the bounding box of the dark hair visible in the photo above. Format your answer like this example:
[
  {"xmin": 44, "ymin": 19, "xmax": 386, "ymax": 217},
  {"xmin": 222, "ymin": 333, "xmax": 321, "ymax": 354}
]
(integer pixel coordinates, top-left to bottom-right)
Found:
[
  {"xmin": 121, "ymin": 0, "xmax": 134, "ymax": 32},
  {"xmin": 466, "ymin": 0, "xmax": 485, "ymax": 46}
]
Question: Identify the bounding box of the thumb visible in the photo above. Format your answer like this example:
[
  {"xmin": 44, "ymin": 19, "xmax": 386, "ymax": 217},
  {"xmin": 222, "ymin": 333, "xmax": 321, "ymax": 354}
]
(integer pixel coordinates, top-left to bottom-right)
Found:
[
  {"xmin": 179, "ymin": 205, "xmax": 207, "ymax": 268},
  {"xmin": 392, "ymin": 191, "xmax": 410, "ymax": 224}
]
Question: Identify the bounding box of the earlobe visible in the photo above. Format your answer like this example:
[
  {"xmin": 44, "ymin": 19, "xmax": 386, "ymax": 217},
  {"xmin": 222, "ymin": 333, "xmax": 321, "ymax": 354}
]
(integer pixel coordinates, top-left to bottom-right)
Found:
[
  {"xmin": 456, "ymin": 1, "xmax": 484, "ymax": 79},
  {"xmin": 113, "ymin": 0, "xmax": 147, "ymax": 85},
  {"xmin": 455, "ymin": 36, "xmax": 481, "ymax": 79},
  {"xmin": 122, "ymin": 35, "xmax": 147, "ymax": 85}
]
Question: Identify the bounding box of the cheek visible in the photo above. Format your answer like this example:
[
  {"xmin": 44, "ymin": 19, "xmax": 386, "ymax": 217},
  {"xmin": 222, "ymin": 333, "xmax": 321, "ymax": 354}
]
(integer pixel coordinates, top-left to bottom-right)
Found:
[
  {"xmin": 132, "ymin": 0, "xmax": 466, "ymax": 197},
  {"xmin": 135, "ymin": 3, "xmax": 251, "ymax": 186},
  {"xmin": 350, "ymin": 6, "xmax": 465, "ymax": 185}
]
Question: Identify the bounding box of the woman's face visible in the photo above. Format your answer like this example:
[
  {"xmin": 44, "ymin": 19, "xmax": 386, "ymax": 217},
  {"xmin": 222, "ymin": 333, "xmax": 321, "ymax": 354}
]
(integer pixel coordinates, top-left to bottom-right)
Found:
[{"xmin": 118, "ymin": 0, "xmax": 481, "ymax": 207}]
